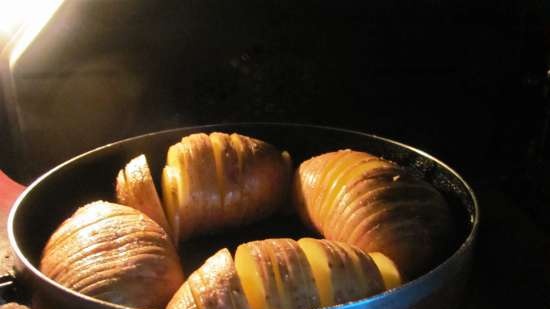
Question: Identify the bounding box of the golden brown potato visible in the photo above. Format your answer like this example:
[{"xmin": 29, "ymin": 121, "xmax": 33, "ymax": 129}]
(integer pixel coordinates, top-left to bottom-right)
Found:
[
  {"xmin": 40, "ymin": 201, "xmax": 184, "ymax": 309},
  {"xmin": 161, "ymin": 132, "xmax": 292, "ymax": 242},
  {"xmin": 293, "ymin": 150, "xmax": 454, "ymax": 280},
  {"xmin": 167, "ymin": 238, "xmax": 398, "ymax": 309}
]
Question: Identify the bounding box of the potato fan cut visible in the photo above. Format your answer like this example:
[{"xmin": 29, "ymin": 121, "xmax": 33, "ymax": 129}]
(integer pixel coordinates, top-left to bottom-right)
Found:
[
  {"xmin": 168, "ymin": 238, "xmax": 401, "ymax": 309},
  {"xmin": 39, "ymin": 201, "xmax": 184, "ymax": 309}
]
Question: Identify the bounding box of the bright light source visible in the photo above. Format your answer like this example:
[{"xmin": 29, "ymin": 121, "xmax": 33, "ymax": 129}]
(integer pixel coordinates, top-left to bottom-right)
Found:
[
  {"xmin": 0, "ymin": 0, "xmax": 32, "ymax": 39},
  {"xmin": 0, "ymin": 0, "xmax": 64, "ymax": 66}
]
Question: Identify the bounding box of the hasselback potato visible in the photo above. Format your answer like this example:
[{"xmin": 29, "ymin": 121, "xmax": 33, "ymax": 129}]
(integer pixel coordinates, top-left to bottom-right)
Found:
[
  {"xmin": 39, "ymin": 201, "xmax": 184, "ymax": 309},
  {"xmin": 168, "ymin": 238, "xmax": 400, "ymax": 309},
  {"xmin": 293, "ymin": 149, "xmax": 454, "ymax": 279},
  {"xmin": 161, "ymin": 132, "xmax": 292, "ymax": 243}
]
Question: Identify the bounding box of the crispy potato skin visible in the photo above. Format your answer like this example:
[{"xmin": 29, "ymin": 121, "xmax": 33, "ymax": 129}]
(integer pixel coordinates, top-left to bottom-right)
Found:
[
  {"xmin": 40, "ymin": 201, "xmax": 184, "ymax": 309},
  {"xmin": 293, "ymin": 150, "xmax": 454, "ymax": 279}
]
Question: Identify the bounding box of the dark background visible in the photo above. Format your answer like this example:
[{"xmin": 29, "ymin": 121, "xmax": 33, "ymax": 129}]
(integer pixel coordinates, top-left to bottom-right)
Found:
[
  {"xmin": 0, "ymin": 0, "xmax": 549, "ymax": 307},
  {"xmin": 0, "ymin": 0, "xmax": 548, "ymax": 185}
]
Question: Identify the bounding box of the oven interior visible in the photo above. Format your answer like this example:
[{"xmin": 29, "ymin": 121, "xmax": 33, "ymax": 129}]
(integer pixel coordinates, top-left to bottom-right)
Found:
[{"xmin": 0, "ymin": 0, "xmax": 549, "ymax": 307}]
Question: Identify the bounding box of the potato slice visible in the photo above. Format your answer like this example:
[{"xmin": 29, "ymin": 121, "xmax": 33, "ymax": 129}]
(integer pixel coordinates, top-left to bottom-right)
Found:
[
  {"xmin": 163, "ymin": 143, "xmax": 196, "ymax": 242},
  {"xmin": 315, "ymin": 152, "xmax": 375, "ymax": 229},
  {"xmin": 279, "ymin": 238, "xmax": 322, "ymax": 309},
  {"xmin": 297, "ymin": 238, "xmax": 387, "ymax": 307},
  {"xmin": 238, "ymin": 239, "xmax": 321, "ymax": 309},
  {"xmin": 368, "ymin": 252, "xmax": 402, "ymax": 290},
  {"xmin": 260, "ymin": 240, "xmax": 288, "ymax": 308},
  {"xmin": 286, "ymin": 239, "xmax": 321, "ymax": 309},
  {"xmin": 161, "ymin": 165, "xmax": 182, "ymax": 244},
  {"xmin": 319, "ymin": 158, "xmax": 392, "ymax": 231},
  {"xmin": 116, "ymin": 154, "xmax": 173, "ymax": 241},
  {"xmin": 351, "ymin": 247, "xmax": 386, "ymax": 295},
  {"xmin": 325, "ymin": 169, "xmax": 398, "ymax": 240},
  {"xmin": 304, "ymin": 151, "xmax": 349, "ymax": 230},
  {"xmin": 297, "ymin": 238, "xmax": 334, "ymax": 307},
  {"xmin": 324, "ymin": 240, "xmax": 363, "ymax": 301},
  {"xmin": 234, "ymin": 244, "xmax": 263, "ymax": 309},
  {"xmin": 235, "ymin": 242, "xmax": 275, "ymax": 309},
  {"xmin": 263, "ymin": 239, "xmax": 304, "ymax": 309},
  {"xmin": 319, "ymin": 239, "xmax": 362, "ymax": 304},
  {"xmin": 181, "ymin": 134, "xmax": 222, "ymax": 231},
  {"xmin": 209, "ymin": 132, "xmax": 242, "ymax": 225},
  {"xmin": 339, "ymin": 244, "xmax": 368, "ymax": 293},
  {"xmin": 229, "ymin": 133, "xmax": 251, "ymax": 226}
]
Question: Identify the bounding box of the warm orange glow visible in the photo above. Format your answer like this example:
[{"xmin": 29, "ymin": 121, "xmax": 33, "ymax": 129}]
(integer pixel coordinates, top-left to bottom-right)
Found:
[{"xmin": 0, "ymin": 0, "xmax": 64, "ymax": 66}]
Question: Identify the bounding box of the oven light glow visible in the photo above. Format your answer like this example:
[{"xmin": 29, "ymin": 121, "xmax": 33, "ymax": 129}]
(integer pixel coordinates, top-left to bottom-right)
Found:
[
  {"xmin": 0, "ymin": 0, "xmax": 64, "ymax": 67},
  {"xmin": 0, "ymin": 0, "xmax": 27, "ymax": 39},
  {"xmin": 0, "ymin": 0, "xmax": 53, "ymax": 39}
]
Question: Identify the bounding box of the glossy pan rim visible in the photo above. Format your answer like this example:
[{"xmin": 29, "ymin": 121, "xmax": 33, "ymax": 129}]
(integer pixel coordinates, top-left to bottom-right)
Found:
[{"xmin": 7, "ymin": 122, "xmax": 479, "ymax": 309}]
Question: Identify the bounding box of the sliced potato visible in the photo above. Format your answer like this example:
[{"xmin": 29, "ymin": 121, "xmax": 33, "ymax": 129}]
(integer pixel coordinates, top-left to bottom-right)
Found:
[
  {"xmin": 235, "ymin": 242, "xmax": 272, "ymax": 309},
  {"xmin": 161, "ymin": 132, "xmax": 291, "ymax": 241},
  {"xmin": 172, "ymin": 238, "xmax": 395, "ymax": 309},
  {"xmin": 296, "ymin": 238, "xmax": 334, "ymax": 307},
  {"xmin": 294, "ymin": 149, "xmax": 454, "ymax": 279},
  {"xmin": 116, "ymin": 154, "xmax": 173, "ymax": 241},
  {"xmin": 40, "ymin": 201, "xmax": 184, "ymax": 309}
]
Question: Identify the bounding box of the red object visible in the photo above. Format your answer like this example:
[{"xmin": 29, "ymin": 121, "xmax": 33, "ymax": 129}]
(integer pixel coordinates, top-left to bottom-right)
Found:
[{"xmin": 0, "ymin": 170, "xmax": 26, "ymax": 215}]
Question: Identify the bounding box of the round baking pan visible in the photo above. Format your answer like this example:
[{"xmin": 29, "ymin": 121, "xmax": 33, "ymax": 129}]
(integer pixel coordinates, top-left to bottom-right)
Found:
[{"xmin": 7, "ymin": 123, "xmax": 478, "ymax": 309}]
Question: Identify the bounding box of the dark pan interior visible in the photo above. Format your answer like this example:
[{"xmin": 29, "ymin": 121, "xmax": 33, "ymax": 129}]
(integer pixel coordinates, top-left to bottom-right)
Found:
[{"xmin": 11, "ymin": 123, "xmax": 476, "ymax": 282}]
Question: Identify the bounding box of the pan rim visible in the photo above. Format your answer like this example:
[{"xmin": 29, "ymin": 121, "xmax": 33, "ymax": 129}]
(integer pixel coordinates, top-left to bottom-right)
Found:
[{"xmin": 7, "ymin": 122, "xmax": 479, "ymax": 308}]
